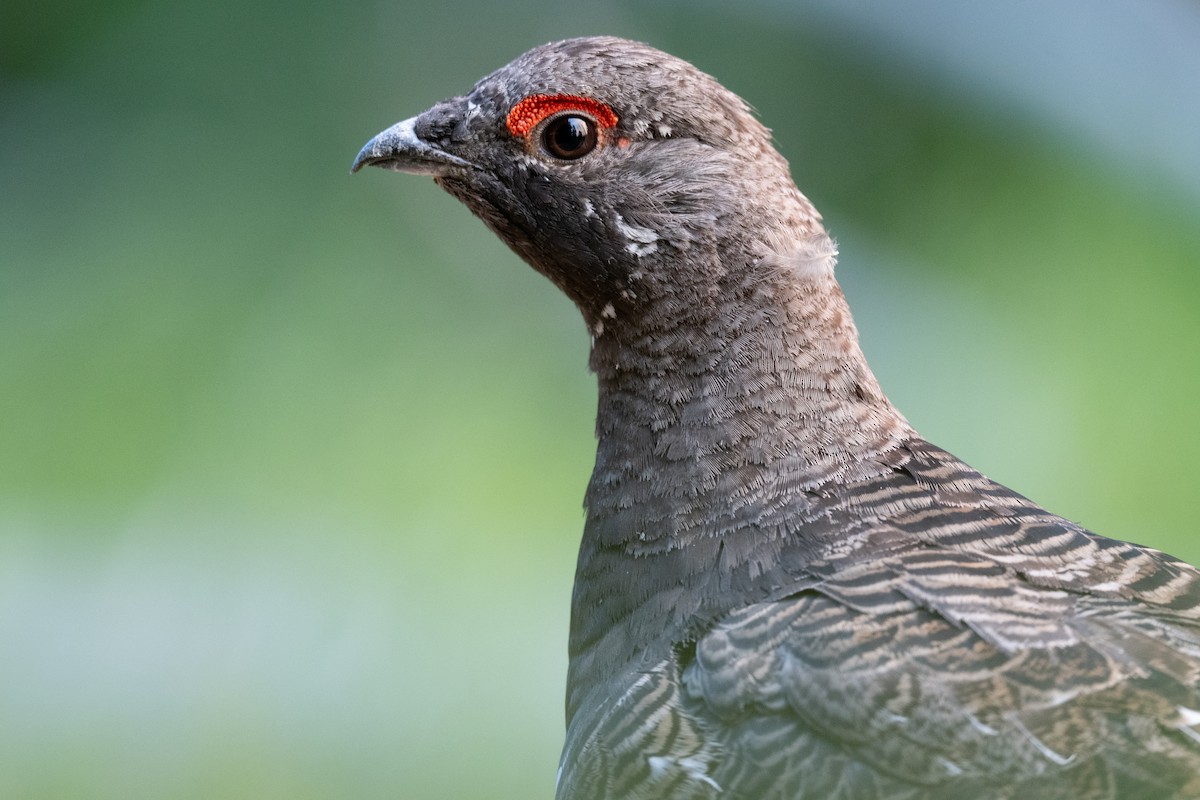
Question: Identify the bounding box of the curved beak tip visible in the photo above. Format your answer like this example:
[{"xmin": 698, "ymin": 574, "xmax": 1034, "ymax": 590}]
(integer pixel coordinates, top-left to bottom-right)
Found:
[
  {"xmin": 350, "ymin": 126, "xmax": 402, "ymax": 174},
  {"xmin": 349, "ymin": 144, "xmax": 375, "ymax": 174},
  {"xmin": 350, "ymin": 116, "xmax": 471, "ymax": 177}
]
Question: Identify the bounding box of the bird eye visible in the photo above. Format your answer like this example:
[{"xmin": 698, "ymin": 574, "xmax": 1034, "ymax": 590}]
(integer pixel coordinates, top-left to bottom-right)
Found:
[{"xmin": 542, "ymin": 114, "xmax": 598, "ymax": 160}]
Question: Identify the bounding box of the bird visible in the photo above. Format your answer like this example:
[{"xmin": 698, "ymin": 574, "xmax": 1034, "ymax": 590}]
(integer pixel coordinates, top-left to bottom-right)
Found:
[{"xmin": 353, "ymin": 36, "xmax": 1200, "ymax": 800}]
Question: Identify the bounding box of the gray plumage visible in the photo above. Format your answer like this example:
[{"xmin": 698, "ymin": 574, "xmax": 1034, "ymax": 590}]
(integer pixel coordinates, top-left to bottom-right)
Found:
[{"xmin": 353, "ymin": 36, "xmax": 1200, "ymax": 799}]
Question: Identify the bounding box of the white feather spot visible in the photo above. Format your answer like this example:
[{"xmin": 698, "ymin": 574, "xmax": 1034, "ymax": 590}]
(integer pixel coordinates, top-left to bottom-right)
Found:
[
  {"xmin": 966, "ymin": 712, "xmax": 999, "ymax": 736},
  {"xmin": 464, "ymin": 100, "xmax": 481, "ymax": 125},
  {"xmin": 1011, "ymin": 716, "xmax": 1076, "ymax": 766},
  {"xmin": 1042, "ymin": 689, "xmax": 1084, "ymax": 708},
  {"xmin": 1178, "ymin": 705, "xmax": 1200, "ymax": 727},
  {"xmin": 646, "ymin": 756, "xmax": 720, "ymax": 791},
  {"xmin": 582, "ymin": 199, "xmax": 595, "ymax": 218},
  {"xmin": 614, "ymin": 213, "xmax": 659, "ymax": 257},
  {"xmin": 936, "ymin": 757, "xmax": 964, "ymax": 777},
  {"xmin": 760, "ymin": 233, "xmax": 837, "ymax": 281},
  {"xmin": 600, "ymin": 302, "xmax": 616, "ymax": 319}
]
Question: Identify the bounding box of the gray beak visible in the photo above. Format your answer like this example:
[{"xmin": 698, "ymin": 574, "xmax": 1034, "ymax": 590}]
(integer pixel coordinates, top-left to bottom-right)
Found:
[{"xmin": 351, "ymin": 116, "xmax": 473, "ymax": 176}]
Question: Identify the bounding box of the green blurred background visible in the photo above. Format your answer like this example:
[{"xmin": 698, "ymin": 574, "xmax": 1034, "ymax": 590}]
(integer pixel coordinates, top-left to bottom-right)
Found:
[{"xmin": 3, "ymin": 1, "xmax": 1199, "ymax": 797}]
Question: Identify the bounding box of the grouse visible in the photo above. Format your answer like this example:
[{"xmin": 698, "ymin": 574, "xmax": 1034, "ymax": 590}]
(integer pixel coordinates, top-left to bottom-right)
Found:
[{"xmin": 353, "ymin": 36, "xmax": 1200, "ymax": 800}]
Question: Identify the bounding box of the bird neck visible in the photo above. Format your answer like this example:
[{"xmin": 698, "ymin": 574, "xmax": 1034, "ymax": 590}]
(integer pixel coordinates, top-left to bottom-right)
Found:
[
  {"xmin": 583, "ymin": 240, "xmax": 911, "ymax": 550},
  {"xmin": 565, "ymin": 243, "xmax": 914, "ymax": 721}
]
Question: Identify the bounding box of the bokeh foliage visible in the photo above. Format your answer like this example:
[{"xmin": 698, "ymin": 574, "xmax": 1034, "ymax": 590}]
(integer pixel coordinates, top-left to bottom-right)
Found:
[{"xmin": 3, "ymin": 1, "xmax": 1199, "ymax": 797}]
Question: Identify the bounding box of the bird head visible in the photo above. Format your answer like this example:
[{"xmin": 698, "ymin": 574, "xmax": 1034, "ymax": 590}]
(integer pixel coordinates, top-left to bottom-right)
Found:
[{"xmin": 354, "ymin": 36, "xmax": 826, "ymax": 332}]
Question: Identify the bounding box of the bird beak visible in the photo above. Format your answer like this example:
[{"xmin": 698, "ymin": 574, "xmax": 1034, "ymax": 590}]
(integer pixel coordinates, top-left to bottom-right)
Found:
[{"xmin": 351, "ymin": 116, "xmax": 473, "ymax": 176}]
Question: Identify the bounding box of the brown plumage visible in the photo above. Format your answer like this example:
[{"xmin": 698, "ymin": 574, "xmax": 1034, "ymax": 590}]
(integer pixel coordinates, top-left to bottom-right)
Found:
[{"xmin": 353, "ymin": 36, "xmax": 1200, "ymax": 799}]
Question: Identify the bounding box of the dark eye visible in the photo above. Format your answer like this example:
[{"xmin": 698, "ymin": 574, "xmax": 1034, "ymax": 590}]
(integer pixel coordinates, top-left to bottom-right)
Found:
[{"xmin": 542, "ymin": 114, "xmax": 598, "ymax": 160}]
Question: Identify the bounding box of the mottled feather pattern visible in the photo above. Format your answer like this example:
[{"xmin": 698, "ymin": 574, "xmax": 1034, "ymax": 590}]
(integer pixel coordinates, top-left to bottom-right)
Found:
[
  {"xmin": 566, "ymin": 437, "xmax": 1200, "ymax": 798},
  {"xmin": 353, "ymin": 36, "xmax": 1200, "ymax": 800}
]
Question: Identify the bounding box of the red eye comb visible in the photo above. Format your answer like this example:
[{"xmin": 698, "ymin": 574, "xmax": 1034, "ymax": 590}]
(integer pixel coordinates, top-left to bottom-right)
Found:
[{"xmin": 505, "ymin": 94, "xmax": 619, "ymax": 139}]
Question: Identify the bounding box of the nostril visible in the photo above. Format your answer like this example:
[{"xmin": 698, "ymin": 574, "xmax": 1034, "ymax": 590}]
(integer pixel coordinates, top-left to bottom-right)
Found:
[{"xmin": 417, "ymin": 100, "xmax": 467, "ymax": 145}]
